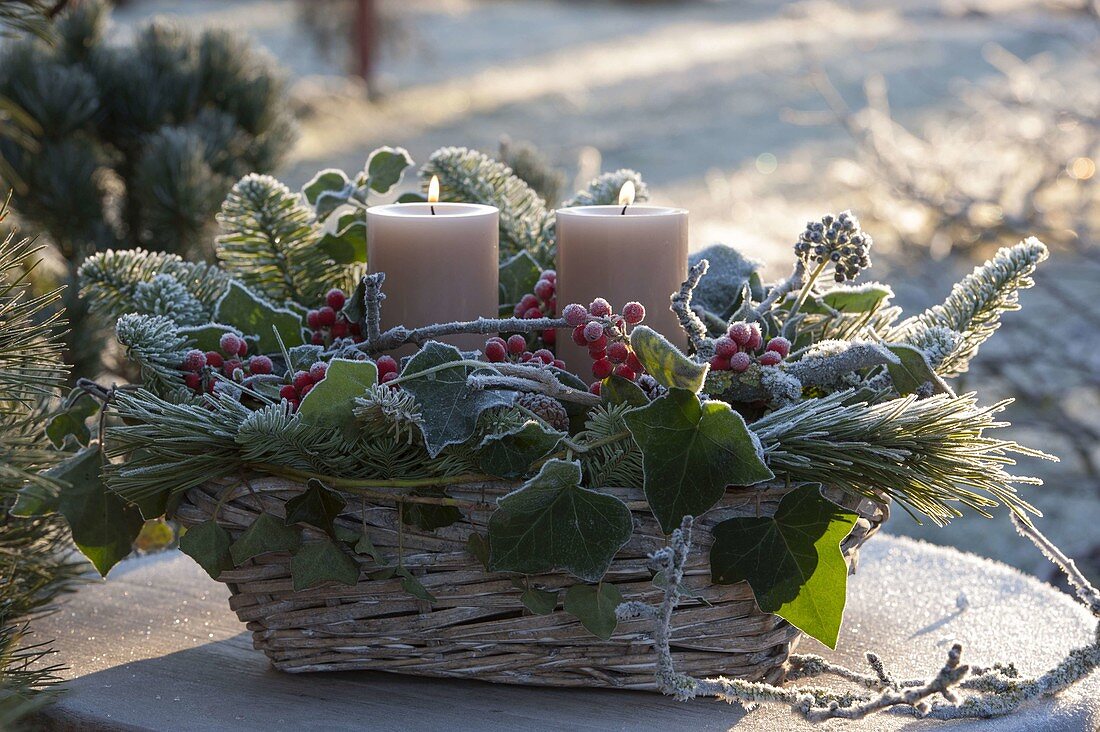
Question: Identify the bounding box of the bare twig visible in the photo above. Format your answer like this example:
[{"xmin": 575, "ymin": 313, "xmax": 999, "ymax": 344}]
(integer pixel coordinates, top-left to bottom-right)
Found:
[{"xmin": 670, "ymin": 259, "xmax": 710, "ymax": 355}]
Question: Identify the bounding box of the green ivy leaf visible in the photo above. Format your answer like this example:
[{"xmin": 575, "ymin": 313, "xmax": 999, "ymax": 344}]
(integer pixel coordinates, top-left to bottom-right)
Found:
[
  {"xmin": 179, "ymin": 520, "xmax": 234, "ymax": 580},
  {"xmin": 487, "ymin": 459, "xmax": 632, "ymax": 582},
  {"xmin": 498, "ymin": 250, "xmax": 542, "ymax": 315},
  {"xmin": 284, "ymin": 479, "xmax": 347, "ymax": 538},
  {"xmin": 477, "ymin": 421, "xmax": 563, "ymax": 479},
  {"xmin": 886, "ymin": 344, "xmax": 952, "ymax": 396},
  {"xmin": 355, "ymin": 531, "xmax": 385, "ymax": 565},
  {"xmin": 45, "ymin": 389, "xmax": 99, "ymax": 448},
  {"xmin": 401, "ymin": 489, "xmax": 462, "ymax": 531},
  {"xmin": 365, "ymin": 146, "xmax": 414, "ymax": 194},
  {"xmin": 297, "ymin": 358, "xmax": 379, "ymax": 428},
  {"xmin": 400, "ymin": 341, "xmax": 515, "ymax": 457},
  {"xmin": 291, "ymin": 539, "xmax": 360, "ymax": 590},
  {"xmin": 564, "ymin": 583, "xmax": 623, "ymax": 640},
  {"xmin": 51, "ymin": 446, "xmax": 144, "ymax": 577},
  {"xmin": 709, "ymin": 484, "xmax": 859, "ymax": 649},
  {"xmin": 466, "ymin": 532, "xmax": 490, "ymax": 569},
  {"xmin": 629, "ymin": 326, "xmax": 708, "ymax": 392},
  {"xmin": 801, "ymin": 284, "xmax": 894, "ymax": 314},
  {"xmin": 600, "ymin": 374, "xmax": 649, "ymax": 408},
  {"xmin": 11, "ymin": 481, "xmax": 58, "ymax": 517},
  {"xmin": 624, "ymin": 388, "xmax": 774, "ymax": 534},
  {"xmin": 214, "ymin": 281, "xmax": 304, "ymax": 354},
  {"xmin": 520, "ymin": 586, "xmax": 558, "ymax": 615},
  {"xmin": 318, "ymin": 206, "xmax": 367, "ymax": 265},
  {"xmin": 178, "ymin": 323, "xmax": 244, "ymax": 353},
  {"xmin": 396, "ymin": 566, "xmax": 436, "ymax": 602},
  {"xmin": 230, "ymin": 513, "xmax": 302, "ymax": 564},
  {"xmin": 302, "ymin": 168, "xmax": 351, "ymax": 207}
]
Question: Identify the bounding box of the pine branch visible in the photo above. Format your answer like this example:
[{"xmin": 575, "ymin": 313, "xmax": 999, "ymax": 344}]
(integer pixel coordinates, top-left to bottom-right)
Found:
[{"xmin": 114, "ymin": 313, "xmax": 188, "ymax": 391}]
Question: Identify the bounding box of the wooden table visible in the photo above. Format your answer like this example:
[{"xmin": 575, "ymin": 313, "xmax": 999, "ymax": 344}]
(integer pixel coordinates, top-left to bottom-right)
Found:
[{"xmin": 33, "ymin": 535, "xmax": 1099, "ymax": 731}]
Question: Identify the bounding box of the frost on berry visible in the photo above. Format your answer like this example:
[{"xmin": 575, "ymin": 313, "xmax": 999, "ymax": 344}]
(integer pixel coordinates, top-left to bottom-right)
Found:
[
  {"xmin": 182, "ymin": 349, "xmax": 206, "ymax": 372},
  {"xmin": 376, "ymin": 355, "xmax": 399, "ymax": 377},
  {"xmin": 292, "ymin": 370, "xmax": 312, "ymax": 392},
  {"xmin": 583, "ymin": 321, "xmax": 604, "ymax": 342},
  {"xmin": 184, "ymin": 372, "xmax": 202, "ymax": 391},
  {"xmin": 562, "ymin": 303, "xmax": 588, "ymax": 327},
  {"xmin": 533, "ymin": 278, "xmax": 555, "ymax": 301},
  {"xmin": 589, "ymin": 297, "xmax": 612, "ymax": 317},
  {"xmin": 759, "ymin": 351, "xmax": 782, "ymax": 366},
  {"xmin": 607, "ymin": 341, "xmax": 629, "ymax": 364},
  {"xmin": 571, "ymin": 325, "xmax": 587, "ymax": 346},
  {"xmin": 592, "ymin": 358, "xmax": 613, "ymax": 379},
  {"xmin": 485, "ymin": 339, "xmax": 507, "ymax": 362},
  {"xmin": 507, "ymin": 334, "xmax": 528, "ymax": 355},
  {"xmin": 745, "ymin": 323, "xmax": 763, "ymax": 352},
  {"xmin": 205, "ymin": 351, "xmax": 224, "ymax": 369},
  {"xmin": 219, "ymin": 333, "xmax": 242, "ymax": 356},
  {"xmin": 249, "ymin": 355, "xmax": 273, "ymax": 375},
  {"xmin": 309, "ymin": 361, "xmax": 328, "ymax": 382},
  {"xmin": 729, "ymin": 352, "xmax": 752, "ymax": 373},
  {"xmin": 765, "ymin": 337, "xmax": 791, "ymax": 358},
  {"xmin": 279, "ymin": 384, "xmax": 297, "ymax": 401},
  {"xmin": 710, "ymin": 355, "xmax": 731, "ymax": 371},
  {"xmin": 727, "ymin": 322, "xmax": 751, "ymax": 346},
  {"xmin": 622, "ymin": 301, "xmax": 645, "ymax": 325},
  {"xmin": 714, "ymin": 337, "xmax": 738, "ymax": 359},
  {"xmin": 326, "ymin": 288, "xmax": 347, "ymax": 310},
  {"xmin": 613, "ymin": 364, "xmax": 636, "ymax": 381}
]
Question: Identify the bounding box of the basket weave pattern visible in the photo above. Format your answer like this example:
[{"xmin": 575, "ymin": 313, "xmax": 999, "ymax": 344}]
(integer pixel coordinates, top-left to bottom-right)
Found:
[{"xmin": 175, "ymin": 475, "xmax": 887, "ymax": 690}]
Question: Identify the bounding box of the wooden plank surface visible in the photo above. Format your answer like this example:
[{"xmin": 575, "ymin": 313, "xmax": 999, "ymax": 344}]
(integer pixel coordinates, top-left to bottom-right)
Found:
[{"xmin": 32, "ymin": 535, "xmax": 1100, "ymax": 731}]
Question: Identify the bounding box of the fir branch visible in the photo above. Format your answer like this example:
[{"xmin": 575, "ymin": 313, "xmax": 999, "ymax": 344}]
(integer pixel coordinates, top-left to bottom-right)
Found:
[
  {"xmin": 577, "ymin": 403, "xmax": 644, "ymax": 489},
  {"xmin": 114, "ymin": 314, "xmax": 188, "ymax": 392},
  {"xmin": 559, "ymin": 169, "xmax": 649, "ymax": 208}
]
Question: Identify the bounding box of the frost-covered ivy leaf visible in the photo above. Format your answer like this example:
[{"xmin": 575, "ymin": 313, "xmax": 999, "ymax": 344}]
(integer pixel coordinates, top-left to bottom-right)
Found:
[
  {"xmin": 364, "ymin": 146, "xmax": 414, "ymax": 194},
  {"xmin": 397, "ymin": 566, "xmax": 436, "ymax": 602},
  {"xmin": 487, "ymin": 460, "xmax": 632, "ymax": 582},
  {"xmin": 401, "ymin": 488, "xmax": 462, "ymax": 531},
  {"xmin": 498, "ymin": 250, "xmax": 542, "ymax": 316},
  {"xmin": 520, "ymin": 587, "xmax": 558, "ymax": 615},
  {"xmin": 400, "ymin": 341, "xmax": 515, "ymax": 457},
  {"xmin": 624, "ymin": 388, "xmax": 773, "ymax": 534},
  {"xmin": 478, "ymin": 420, "xmax": 563, "ymax": 479},
  {"xmin": 709, "ymin": 484, "xmax": 858, "ymax": 649},
  {"xmin": 288, "ymin": 344, "xmax": 324, "ymax": 373},
  {"xmin": 886, "ymin": 344, "xmax": 952, "ymax": 396},
  {"xmin": 564, "ymin": 583, "xmax": 623, "ymax": 640},
  {"xmin": 298, "ymin": 358, "xmax": 378, "ymax": 427},
  {"xmin": 230, "ymin": 513, "xmax": 302, "ymax": 564},
  {"xmin": 302, "ymin": 168, "xmax": 350, "ymax": 207},
  {"xmin": 689, "ymin": 244, "xmax": 763, "ymax": 317},
  {"xmin": 318, "ymin": 205, "xmax": 367, "ymax": 265},
  {"xmin": 630, "ymin": 326, "xmax": 708, "ymax": 392},
  {"xmin": 45, "ymin": 389, "xmax": 99, "ymax": 448},
  {"xmin": 284, "ymin": 479, "xmax": 346, "ymax": 538},
  {"xmin": 801, "ymin": 283, "xmax": 894, "ymax": 315},
  {"xmin": 51, "ymin": 446, "xmax": 144, "ymax": 577},
  {"xmin": 291, "ymin": 539, "xmax": 360, "ymax": 590},
  {"xmin": 214, "ymin": 280, "xmax": 303, "ymax": 354},
  {"xmin": 180, "ymin": 519, "xmax": 234, "ymax": 580},
  {"xmin": 601, "ymin": 374, "xmax": 649, "ymax": 408},
  {"xmin": 178, "ymin": 323, "xmax": 243, "ymax": 353}
]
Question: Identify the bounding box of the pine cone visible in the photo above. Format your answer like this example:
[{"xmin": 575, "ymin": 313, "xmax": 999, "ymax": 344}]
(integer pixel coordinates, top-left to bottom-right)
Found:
[
  {"xmin": 516, "ymin": 393, "xmax": 569, "ymax": 431},
  {"xmin": 636, "ymin": 374, "xmax": 668, "ymax": 401}
]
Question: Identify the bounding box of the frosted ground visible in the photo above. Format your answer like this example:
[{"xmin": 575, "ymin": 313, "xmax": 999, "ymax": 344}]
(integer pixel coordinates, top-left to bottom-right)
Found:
[{"xmin": 113, "ymin": 0, "xmax": 1100, "ymax": 582}]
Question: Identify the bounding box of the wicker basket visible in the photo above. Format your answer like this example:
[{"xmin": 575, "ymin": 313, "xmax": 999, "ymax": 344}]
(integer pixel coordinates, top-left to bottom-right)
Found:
[{"xmin": 174, "ymin": 474, "xmax": 888, "ymax": 690}]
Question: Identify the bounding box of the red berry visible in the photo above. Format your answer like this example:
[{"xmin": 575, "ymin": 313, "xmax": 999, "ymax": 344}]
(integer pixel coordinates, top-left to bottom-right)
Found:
[
  {"xmin": 299, "ymin": 383, "xmax": 314, "ymax": 398},
  {"xmin": 249, "ymin": 355, "xmax": 273, "ymax": 375},
  {"xmin": 331, "ymin": 320, "xmax": 349, "ymax": 338},
  {"xmin": 381, "ymin": 371, "xmax": 399, "ymax": 384},
  {"xmin": 485, "ymin": 340, "xmax": 507, "ymax": 362},
  {"xmin": 219, "ymin": 333, "xmax": 242, "ymax": 356},
  {"xmin": 552, "ymin": 359, "xmax": 566, "ymax": 369},
  {"xmin": 587, "ymin": 334, "xmax": 608, "ymax": 352},
  {"xmin": 311, "ymin": 331, "xmax": 325, "ymax": 346},
  {"xmin": 325, "ymin": 288, "xmax": 347, "ymax": 310},
  {"xmin": 541, "ymin": 328, "xmax": 556, "ymax": 346},
  {"xmin": 376, "ymin": 355, "xmax": 398, "ymax": 377},
  {"xmin": 626, "ymin": 352, "xmax": 644, "ymax": 373},
  {"xmin": 547, "ymin": 298, "xmax": 557, "ymax": 313},
  {"xmin": 224, "ymin": 359, "xmax": 243, "ymax": 376},
  {"xmin": 592, "ymin": 358, "xmax": 613, "ymax": 379},
  {"xmin": 520, "ymin": 352, "xmax": 534, "ymax": 362},
  {"xmin": 486, "ymin": 336, "xmax": 506, "ymax": 349},
  {"xmin": 588, "ymin": 349, "xmax": 606, "ymax": 361},
  {"xmin": 745, "ymin": 324, "xmax": 763, "ymax": 351},
  {"xmin": 583, "ymin": 321, "xmax": 604, "ymax": 342},
  {"xmin": 238, "ymin": 340, "xmax": 249, "ymax": 357},
  {"xmin": 506, "ymin": 334, "xmax": 528, "ymax": 355},
  {"xmin": 729, "ymin": 353, "xmax": 752, "ymax": 373},
  {"xmin": 540, "ymin": 269, "xmax": 556, "ymax": 282},
  {"xmin": 309, "ymin": 362, "xmax": 328, "ymax": 382},
  {"xmin": 613, "ymin": 364, "xmax": 636, "ymax": 381},
  {"xmin": 562, "ymin": 303, "xmax": 588, "ymax": 327},
  {"xmin": 534, "ymin": 279, "xmax": 555, "ymax": 301},
  {"xmin": 607, "ymin": 341, "xmax": 629, "ymax": 364},
  {"xmin": 306, "ymin": 310, "xmax": 322, "ymax": 329},
  {"xmin": 759, "ymin": 351, "xmax": 782, "ymax": 366},
  {"xmin": 533, "ymin": 349, "xmax": 554, "ymax": 365},
  {"xmin": 622, "ymin": 301, "xmax": 645, "ymax": 325},
  {"xmin": 571, "ymin": 325, "xmax": 588, "ymax": 346},
  {"xmin": 765, "ymin": 337, "xmax": 791, "ymax": 358},
  {"xmin": 279, "ymin": 384, "xmax": 298, "ymax": 401},
  {"xmin": 523, "ymin": 307, "xmax": 543, "ymax": 319},
  {"xmin": 714, "ymin": 337, "xmax": 738, "ymax": 359},
  {"xmin": 184, "ymin": 372, "xmax": 202, "ymax": 391},
  {"xmin": 727, "ymin": 322, "xmax": 751, "ymax": 346},
  {"xmin": 710, "ymin": 355, "xmax": 731, "ymax": 371},
  {"xmin": 182, "ymin": 349, "xmax": 206, "ymax": 372},
  {"xmin": 518, "ymin": 294, "xmax": 540, "ymax": 312},
  {"xmin": 589, "ymin": 298, "xmax": 612, "ymax": 317},
  {"xmin": 292, "ymin": 370, "xmax": 312, "ymax": 392},
  {"xmin": 204, "ymin": 351, "xmax": 224, "ymax": 369},
  {"xmin": 317, "ymin": 306, "xmax": 337, "ymax": 327},
  {"xmin": 589, "ymin": 381, "xmax": 602, "ymax": 396}
]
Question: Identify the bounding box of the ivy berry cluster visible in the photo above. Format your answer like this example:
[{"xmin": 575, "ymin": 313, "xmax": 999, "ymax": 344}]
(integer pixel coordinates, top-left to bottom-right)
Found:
[
  {"xmin": 306, "ymin": 288, "xmax": 364, "ymax": 346},
  {"xmin": 794, "ymin": 210, "xmax": 872, "ymax": 282},
  {"xmin": 180, "ymin": 333, "xmax": 273, "ymax": 393},
  {"xmin": 483, "ymin": 334, "xmax": 566, "ymax": 370},
  {"xmin": 708, "ymin": 321, "xmax": 791, "ymax": 372},
  {"xmin": 563, "ymin": 298, "xmax": 647, "ymax": 391},
  {"xmin": 513, "ymin": 268, "xmax": 558, "ymax": 347}
]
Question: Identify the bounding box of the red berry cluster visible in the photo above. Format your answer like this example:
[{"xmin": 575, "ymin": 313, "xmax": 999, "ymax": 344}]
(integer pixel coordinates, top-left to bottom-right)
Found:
[
  {"xmin": 512, "ymin": 269, "xmax": 557, "ymax": 348},
  {"xmin": 484, "ymin": 334, "xmax": 565, "ymax": 370},
  {"xmin": 376, "ymin": 355, "xmax": 400, "ymax": 385},
  {"xmin": 708, "ymin": 321, "xmax": 790, "ymax": 373},
  {"xmin": 278, "ymin": 360, "xmax": 328, "ymax": 410},
  {"xmin": 562, "ymin": 298, "xmax": 647, "ymax": 393},
  {"xmin": 306, "ymin": 288, "xmax": 363, "ymax": 346},
  {"xmin": 180, "ymin": 333, "xmax": 273, "ymax": 394}
]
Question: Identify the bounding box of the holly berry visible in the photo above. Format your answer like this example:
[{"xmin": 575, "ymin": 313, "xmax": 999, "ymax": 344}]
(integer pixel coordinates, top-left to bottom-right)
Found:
[
  {"xmin": 184, "ymin": 372, "xmax": 202, "ymax": 391},
  {"xmin": 310, "ymin": 331, "xmax": 325, "ymax": 346},
  {"xmin": 592, "ymin": 358, "xmax": 613, "ymax": 379},
  {"xmin": 506, "ymin": 334, "xmax": 528, "ymax": 355},
  {"xmin": 745, "ymin": 324, "xmax": 763, "ymax": 351},
  {"xmin": 205, "ymin": 351, "xmax": 224, "ymax": 369},
  {"xmin": 710, "ymin": 355, "xmax": 731, "ymax": 371},
  {"xmin": 299, "ymin": 383, "xmax": 314, "ymax": 399},
  {"xmin": 523, "ymin": 307, "xmax": 543, "ymax": 319},
  {"xmin": 331, "ymin": 320, "xmax": 349, "ymax": 338},
  {"xmin": 583, "ymin": 321, "xmax": 604, "ymax": 342},
  {"xmin": 326, "ymin": 288, "xmax": 347, "ymax": 310},
  {"xmin": 182, "ymin": 349, "xmax": 206, "ymax": 372},
  {"xmin": 279, "ymin": 384, "xmax": 297, "ymax": 401},
  {"xmin": 224, "ymin": 359, "xmax": 243, "ymax": 377},
  {"xmin": 307, "ymin": 310, "xmax": 322, "ymax": 329},
  {"xmin": 381, "ymin": 371, "xmax": 399, "ymax": 384},
  {"xmin": 485, "ymin": 339, "xmax": 507, "ymax": 362},
  {"xmin": 552, "ymin": 359, "xmax": 566, "ymax": 369},
  {"xmin": 292, "ymin": 370, "xmax": 312, "ymax": 392},
  {"xmin": 533, "ymin": 349, "xmax": 555, "ymax": 365},
  {"xmin": 727, "ymin": 322, "xmax": 751, "ymax": 347},
  {"xmin": 376, "ymin": 355, "xmax": 398, "ymax": 377},
  {"xmin": 589, "ymin": 381, "xmax": 602, "ymax": 396},
  {"xmin": 613, "ymin": 364, "xmax": 636, "ymax": 381},
  {"xmin": 219, "ymin": 333, "xmax": 243, "ymax": 357},
  {"xmin": 626, "ymin": 352, "xmax": 644, "ymax": 374},
  {"xmin": 765, "ymin": 337, "xmax": 791, "ymax": 358},
  {"xmin": 249, "ymin": 355, "xmax": 273, "ymax": 375},
  {"xmin": 607, "ymin": 341, "xmax": 629, "ymax": 364},
  {"xmin": 534, "ymin": 278, "xmax": 555, "ymax": 301},
  {"xmin": 714, "ymin": 337, "xmax": 738, "ymax": 359},
  {"xmin": 586, "ymin": 334, "xmax": 608, "ymax": 352},
  {"xmin": 759, "ymin": 351, "xmax": 782, "ymax": 366},
  {"xmin": 589, "ymin": 298, "xmax": 612, "ymax": 318},
  {"xmin": 516, "ymin": 294, "xmax": 540, "ymax": 316},
  {"xmin": 317, "ymin": 307, "xmax": 336, "ymax": 327},
  {"xmin": 309, "ymin": 361, "xmax": 328, "ymax": 382},
  {"xmin": 729, "ymin": 353, "xmax": 752, "ymax": 373},
  {"xmin": 562, "ymin": 303, "xmax": 588, "ymax": 327},
  {"xmin": 541, "ymin": 269, "xmax": 556, "ymax": 283},
  {"xmin": 571, "ymin": 325, "xmax": 588, "ymax": 346},
  {"xmin": 541, "ymin": 328, "xmax": 556, "ymax": 346},
  {"xmin": 622, "ymin": 301, "xmax": 645, "ymax": 325}
]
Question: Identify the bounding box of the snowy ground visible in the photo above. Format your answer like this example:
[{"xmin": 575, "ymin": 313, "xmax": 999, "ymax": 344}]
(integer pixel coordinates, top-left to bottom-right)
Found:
[{"xmin": 110, "ymin": 0, "xmax": 1100, "ymax": 580}]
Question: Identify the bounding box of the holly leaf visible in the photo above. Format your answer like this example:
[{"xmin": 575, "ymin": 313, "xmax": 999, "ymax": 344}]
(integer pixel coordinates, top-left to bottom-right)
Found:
[
  {"xmin": 709, "ymin": 484, "xmax": 859, "ymax": 648},
  {"xmin": 284, "ymin": 479, "xmax": 346, "ymax": 538},
  {"xmin": 477, "ymin": 420, "xmax": 563, "ymax": 479},
  {"xmin": 51, "ymin": 446, "xmax": 144, "ymax": 577},
  {"xmin": 364, "ymin": 146, "xmax": 414, "ymax": 194},
  {"xmin": 214, "ymin": 281, "xmax": 304, "ymax": 354},
  {"xmin": 802, "ymin": 284, "xmax": 894, "ymax": 315},
  {"xmin": 399, "ymin": 341, "xmax": 514, "ymax": 457},
  {"xmin": 396, "ymin": 566, "xmax": 436, "ymax": 602},
  {"xmin": 179, "ymin": 520, "xmax": 234, "ymax": 580},
  {"xmin": 629, "ymin": 326, "xmax": 708, "ymax": 392},
  {"xmin": 487, "ymin": 459, "xmax": 632, "ymax": 582},
  {"xmin": 291, "ymin": 539, "xmax": 360, "ymax": 590},
  {"xmin": 230, "ymin": 513, "xmax": 302, "ymax": 564},
  {"xmin": 178, "ymin": 323, "xmax": 243, "ymax": 353},
  {"xmin": 401, "ymin": 489, "xmax": 462, "ymax": 531},
  {"xmin": 45, "ymin": 389, "xmax": 99, "ymax": 448},
  {"xmin": 297, "ymin": 358, "xmax": 378, "ymax": 428},
  {"xmin": 600, "ymin": 374, "xmax": 649, "ymax": 407},
  {"xmin": 886, "ymin": 344, "xmax": 952, "ymax": 397},
  {"xmin": 520, "ymin": 587, "xmax": 558, "ymax": 615},
  {"xmin": 564, "ymin": 583, "xmax": 623, "ymax": 640},
  {"xmin": 498, "ymin": 250, "xmax": 542, "ymax": 315},
  {"xmin": 624, "ymin": 388, "xmax": 774, "ymax": 534},
  {"xmin": 318, "ymin": 205, "xmax": 367, "ymax": 265}
]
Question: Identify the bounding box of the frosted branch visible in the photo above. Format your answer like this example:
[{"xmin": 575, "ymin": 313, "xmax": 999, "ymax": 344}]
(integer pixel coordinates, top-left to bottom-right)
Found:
[
  {"xmin": 755, "ymin": 259, "xmax": 806, "ymax": 316},
  {"xmin": 670, "ymin": 260, "xmax": 711, "ymax": 355}
]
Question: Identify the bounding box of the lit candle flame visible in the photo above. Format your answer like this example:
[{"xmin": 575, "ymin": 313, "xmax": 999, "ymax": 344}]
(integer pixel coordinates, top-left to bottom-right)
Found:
[
  {"xmin": 618, "ymin": 180, "xmax": 635, "ymax": 208},
  {"xmin": 428, "ymin": 175, "xmax": 440, "ymax": 204}
]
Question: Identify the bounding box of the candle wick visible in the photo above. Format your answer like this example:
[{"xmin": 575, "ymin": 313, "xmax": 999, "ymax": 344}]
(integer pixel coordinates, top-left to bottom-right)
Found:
[
  {"xmin": 430, "ymin": 204, "xmax": 436, "ymax": 215},
  {"xmin": 620, "ymin": 204, "xmax": 628, "ymax": 216}
]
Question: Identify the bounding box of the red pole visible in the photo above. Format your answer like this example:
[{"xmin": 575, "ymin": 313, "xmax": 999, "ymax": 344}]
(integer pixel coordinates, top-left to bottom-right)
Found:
[{"xmin": 354, "ymin": 0, "xmax": 377, "ymax": 94}]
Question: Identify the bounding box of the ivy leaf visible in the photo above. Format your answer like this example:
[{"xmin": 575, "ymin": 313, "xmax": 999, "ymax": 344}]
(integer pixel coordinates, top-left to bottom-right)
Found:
[
  {"xmin": 886, "ymin": 344, "xmax": 952, "ymax": 396},
  {"xmin": 801, "ymin": 284, "xmax": 894, "ymax": 315},
  {"xmin": 284, "ymin": 479, "xmax": 346, "ymax": 538},
  {"xmin": 689, "ymin": 244, "xmax": 763, "ymax": 318},
  {"xmin": 178, "ymin": 323, "xmax": 243, "ymax": 353},
  {"xmin": 564, "ymin": 583, "xmax": 623, "ymax": 640},
  {"xmin": 288, "ymin": 344, "xmax": 324, "ymax": 373},
  {"xmin": 297, "ymin": 358, "xmax": 379, "ymax": 428},
  {"xmin": 302, "ymin": 168, "xmax": 351, "ymax": 212},
  {"xmin": 230, "ymin": 513, "xmax": 302, "ymax": 564},
  {"xmin": 52, "ymin": 446, "xmax": 144, "ymax": 577},
  {"xmin": 401, "ymin": 489, "xmax": 462, "ymax": 531},
  {"xmin": 600, "ymin": 374, "xmax": 649, "ymax": 408},
  {"xmin": 466, "ymin": 532, "xmax": 490, "ymax": 569},
  {"xmin": 341, "ymin": 278, "xmax": 366, "ymax": 326},
  {"xmin": 179, "ymin": 520, "xmax": 234, "ymax": 580},
  {"xmin": 396, "ymin": 566, "xmax": 436, "ymax": 602},
  {"xmin": 709, "ymin": 484, "xmax": 859, "ymax": 648},
  {"xmin": 11, "ymin": 481, "xmax": 58, "ymax": 517},
  {"xmin": 364, "ymin": 146, "xmax": 414, "ymax": 194},
  {"xmin": 520, "ymin": 587, "xmax": 558, "ymax": 615},
  {"xmin": 45, "ymin": 389, "xmax": 99, "ymax": 448},
  {"xmin": 400, "ymin": 341, "xmax": 514, "ymax": 457},
  {"xmin": 291, "ymin": 539, "xmax": 360, "ymax": 591},
  {"xmin": 624, "ymin": 388, "xmax": 774, "ymax": 534},
  {"xmin": 477, "ymin": 420, "xmax": 563, "ymax": 479},
  {"xmin": 214, "ymin": 280, "xmax": 304, "ymax": 354},
  {"xmin": 498, "ymin": 250, "xmax": 542, "ymax": 315},
  {"xmin": 487, "ymin": 459, "xmax": 632, "ymax": 583},
  {"xmin": 318, "ymin": 205, "xmax": 367, "ymax": 265},
  {"xmin": 629, "ymin": 326, "xmax": 708, "ymax": 392},
  {"xmin": 355, "ymin": 531, "xmax": 385, "ymax": 565}
]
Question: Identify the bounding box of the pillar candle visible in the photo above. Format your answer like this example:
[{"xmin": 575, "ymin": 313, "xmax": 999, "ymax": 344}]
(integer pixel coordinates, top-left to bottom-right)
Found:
[
  {"xmin": 555, "ymin": 199, "xmax": 688, "ymax": 372},
  {"xmin": 366, "ymin": 193, "xmax": 499, "ymax": 354}
]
